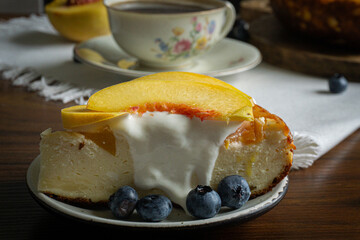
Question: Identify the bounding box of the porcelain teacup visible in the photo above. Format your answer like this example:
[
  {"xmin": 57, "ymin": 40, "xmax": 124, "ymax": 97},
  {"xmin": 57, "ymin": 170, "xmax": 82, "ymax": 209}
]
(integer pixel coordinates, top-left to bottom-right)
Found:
[{"xmin": 104, "ymin": 0, "xmax": 236, "ymax": 69}]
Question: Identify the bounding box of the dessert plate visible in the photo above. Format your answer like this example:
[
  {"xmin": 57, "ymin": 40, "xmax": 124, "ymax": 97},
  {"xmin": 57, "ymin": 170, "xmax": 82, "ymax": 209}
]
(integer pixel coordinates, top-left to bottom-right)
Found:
[
  {"xmin": 27, "ymin": 156, "xmax": 288, "ymax": 230},
  {"xmin": 73, "ymin": 35, "xmax": 262, "ymax": 78}
]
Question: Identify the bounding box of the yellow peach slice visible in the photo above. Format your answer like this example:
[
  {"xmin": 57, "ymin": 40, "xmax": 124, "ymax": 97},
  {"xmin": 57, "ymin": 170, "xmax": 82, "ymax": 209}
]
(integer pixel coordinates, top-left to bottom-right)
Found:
[
  {"xmin": 61, "ymin": 105, "xmax": 126, "ymax": 129},
  {"xmin": 45, "ymin": 0, "xmax": 110, "ymax": 42},
  {"xmin": 133, "ymin": 72, "xmax": 253, "ymax": 102},
  {"xmin": 86, "ymin": 78, "xmax": 254, "ymax": 122},
  {"xmin": 76, "ymin": 48, "xmax": 105, "ymax": 63}
]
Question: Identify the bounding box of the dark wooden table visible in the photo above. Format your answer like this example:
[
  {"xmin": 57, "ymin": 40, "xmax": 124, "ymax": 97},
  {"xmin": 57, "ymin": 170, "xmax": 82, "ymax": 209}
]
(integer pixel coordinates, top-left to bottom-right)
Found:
[{"xmin": 1, "ymin": 75, "xmax": 360, "ymax": 239}]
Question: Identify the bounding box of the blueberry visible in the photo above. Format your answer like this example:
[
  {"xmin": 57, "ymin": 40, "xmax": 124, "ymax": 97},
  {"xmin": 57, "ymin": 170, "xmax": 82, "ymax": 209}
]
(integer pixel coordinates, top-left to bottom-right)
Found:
[
  {"xmin": 136, "ymin": 195, "xmax": 172, "ymax": 222},
  {"xmin": 228, "ymin": 19, "xmax": 249, "ymax": 42},
  {"xmin": 108, "ymin": 186, "xmax": 138, "ymax": 219},
  {"xmin": 217, "ymin": 175, "xmax": 251, "ymax": 209},
  {"xmin": 72, "ymin": 55, "xmax": 81, "ymax": 63},
  {"xmin": 186, "ymin": 185, "xmax": 221, "ymax": 219},
  {"xmin": 329, "ymin": 73, "xmax": 348, "ymax": 93}
]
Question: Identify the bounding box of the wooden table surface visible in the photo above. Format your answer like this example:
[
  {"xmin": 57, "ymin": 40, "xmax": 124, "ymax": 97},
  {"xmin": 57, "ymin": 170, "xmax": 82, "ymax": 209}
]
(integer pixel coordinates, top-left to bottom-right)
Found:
[{"xmin": 1, "ymin": 76, "xmax": 360, "ymax": 239}]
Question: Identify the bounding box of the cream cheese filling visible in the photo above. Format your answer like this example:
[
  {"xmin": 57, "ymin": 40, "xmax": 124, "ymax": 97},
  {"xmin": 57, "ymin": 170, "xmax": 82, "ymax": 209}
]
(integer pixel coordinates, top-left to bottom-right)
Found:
[{"xmin": 109, "ymin": 112, "xmax": 241, "ymax": 210}]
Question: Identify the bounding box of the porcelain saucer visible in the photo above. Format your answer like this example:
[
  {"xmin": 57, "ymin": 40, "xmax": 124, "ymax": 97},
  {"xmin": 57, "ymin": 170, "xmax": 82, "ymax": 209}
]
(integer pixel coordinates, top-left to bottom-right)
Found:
[
  {"xmin": 73, "ymin": 35, "xmax": 262, "ymax": 78},
  {"xmin": 27, "ymin": 156, "xmax": 287, "ymax": 230}
]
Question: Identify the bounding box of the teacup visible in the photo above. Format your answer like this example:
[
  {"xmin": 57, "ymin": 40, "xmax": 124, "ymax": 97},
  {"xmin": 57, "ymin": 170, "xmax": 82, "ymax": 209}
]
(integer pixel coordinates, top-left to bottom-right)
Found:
[{"xmin": 104, "ymin": 0, "xmax": 236, "ymax": 69}]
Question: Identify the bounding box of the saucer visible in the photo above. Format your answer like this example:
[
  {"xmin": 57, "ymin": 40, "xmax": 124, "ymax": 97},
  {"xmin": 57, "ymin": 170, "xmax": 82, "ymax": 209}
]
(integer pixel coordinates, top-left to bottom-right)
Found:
[
  {"xmin": 73, "ymin": 35, "xmax": 262, "ymax": 78},
  {"xmin": 27, "ymin": 155, "xmax": 287, "ymax": 230}
]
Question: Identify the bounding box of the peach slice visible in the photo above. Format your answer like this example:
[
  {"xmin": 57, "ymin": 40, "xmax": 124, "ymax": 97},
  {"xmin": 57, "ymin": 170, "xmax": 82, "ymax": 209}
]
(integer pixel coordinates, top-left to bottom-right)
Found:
[
  {"xmin": 61, "ymin": 105, "xmax": 126, "ymax": 129},
  {"xmin": 87, "ymin": 74, "xmax": 254, "ymax": 122},
  {"xmin": 132, "ymin": 72, "xmax": 253, "ymax": 101},
  {"xmin": 45, "ymin": 0, "xmax": 110, "ymax": 42},
  {"xmin": 76, "ymin": 48, "xmax": 105, "ymax": 63}
]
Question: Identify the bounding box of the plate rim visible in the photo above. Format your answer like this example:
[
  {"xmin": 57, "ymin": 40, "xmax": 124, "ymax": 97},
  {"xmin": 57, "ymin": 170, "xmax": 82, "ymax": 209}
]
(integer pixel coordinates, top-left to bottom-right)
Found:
[
  {"xmin": 27, "ymin": 155, "xmax": 288, "ymax": 230},
  {"xmin": 73, "ymin": 35, "xmax": 262, "ymax": 78}
]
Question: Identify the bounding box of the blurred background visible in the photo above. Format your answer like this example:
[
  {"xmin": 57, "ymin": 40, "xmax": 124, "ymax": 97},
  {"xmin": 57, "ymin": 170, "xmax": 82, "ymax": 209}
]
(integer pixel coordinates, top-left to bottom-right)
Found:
[
  {"xmin": 0, "ymin": 0, "xmax": 53, "ymax": 15},
  {"xmin": 1, "ymin": 0, "xmax": 358, "ymax": 82},
  {"xmin": 0, "ymin": 0, "xmax": 258, "ymax": 16}
]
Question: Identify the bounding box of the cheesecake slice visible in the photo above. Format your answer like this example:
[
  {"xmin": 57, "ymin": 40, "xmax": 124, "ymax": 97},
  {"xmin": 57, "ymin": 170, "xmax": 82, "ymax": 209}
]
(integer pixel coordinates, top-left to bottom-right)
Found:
[
  {"xmin": 38, "ymin": 105, "xmax": 294, "ymax": 207},
  {"xmin": 37, "ymin": 72, "xmax": 295, "ymax": 209}
]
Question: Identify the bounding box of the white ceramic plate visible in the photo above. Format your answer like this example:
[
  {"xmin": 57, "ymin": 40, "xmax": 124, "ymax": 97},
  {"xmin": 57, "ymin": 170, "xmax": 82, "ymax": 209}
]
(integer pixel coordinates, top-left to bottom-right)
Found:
[
  {"xmin": 27, "ymin": 156, "xmax": 288, "ymax": 230},
  {"xmin": 73, "ymin": 35, "xmax": 262, "ymax": 78}
]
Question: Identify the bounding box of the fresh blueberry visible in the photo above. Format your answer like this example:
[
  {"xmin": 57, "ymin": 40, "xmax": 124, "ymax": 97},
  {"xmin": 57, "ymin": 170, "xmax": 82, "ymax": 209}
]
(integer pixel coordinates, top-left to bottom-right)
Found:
[
  {"xmin": 186, "ymin": 185, "xmax": 221, "ymax": 219},
  {"xmin": 228, "ymin": 18, "xmax": 250, "ymax": 42},
  {"xmin": 108, "ymin": 186, "xmax": 138, "ymax": 219},
  {"xmin": 217, "ymin": 175, "xmax": 251, "ymax": 209},
  {"xmin": 72, "ymin": 55, "xmax": 81, "ymax": 63},
  {"xmin": 136, "ymin": 194, "xmax": 172, "ymax": 222},
  {"xmin": 329, "ymin": 73, "xmax": 348, "ymax": 93}
]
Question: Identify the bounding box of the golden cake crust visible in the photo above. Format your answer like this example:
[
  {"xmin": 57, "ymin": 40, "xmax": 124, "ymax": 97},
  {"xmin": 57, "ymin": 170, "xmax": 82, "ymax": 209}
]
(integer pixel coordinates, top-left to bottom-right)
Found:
[{"xmin": 42, "ymin": 192, "xmax": 108, "ymax": 208}]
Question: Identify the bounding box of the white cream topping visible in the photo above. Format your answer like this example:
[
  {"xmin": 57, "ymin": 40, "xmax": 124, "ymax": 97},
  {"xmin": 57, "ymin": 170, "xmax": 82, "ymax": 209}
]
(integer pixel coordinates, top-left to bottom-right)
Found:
[{"xmin": 109, "ymin": 112, "xmax": 241, "ymax": 210}]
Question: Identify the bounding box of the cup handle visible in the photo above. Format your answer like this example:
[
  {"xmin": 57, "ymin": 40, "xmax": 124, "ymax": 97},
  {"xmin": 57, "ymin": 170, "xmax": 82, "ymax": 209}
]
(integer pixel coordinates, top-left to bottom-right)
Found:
[{"xmin": 219, "ymin": 1, "xmax": 236, "ymax": 40}]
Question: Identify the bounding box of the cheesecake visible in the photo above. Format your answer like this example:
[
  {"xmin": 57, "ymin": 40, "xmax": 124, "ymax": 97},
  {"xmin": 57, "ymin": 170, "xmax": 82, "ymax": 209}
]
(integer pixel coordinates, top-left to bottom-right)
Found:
[{"xmin": 37, "ymin": 72, "xmax": 295, "ymax": 210}]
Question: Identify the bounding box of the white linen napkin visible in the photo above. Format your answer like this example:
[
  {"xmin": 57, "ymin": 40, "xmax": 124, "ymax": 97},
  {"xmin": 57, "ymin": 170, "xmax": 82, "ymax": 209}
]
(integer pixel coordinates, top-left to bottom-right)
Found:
[{"xmin": 1, "ymin": 15, "xmax": 360, "ymax": 169}]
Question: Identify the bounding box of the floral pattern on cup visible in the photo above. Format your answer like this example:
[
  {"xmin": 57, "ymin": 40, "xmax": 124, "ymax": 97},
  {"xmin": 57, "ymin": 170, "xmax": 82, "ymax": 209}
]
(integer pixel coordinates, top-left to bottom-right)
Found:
[{"xmin": 153, "ymin": 17, "xmax": 216, "ymax": 61}]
